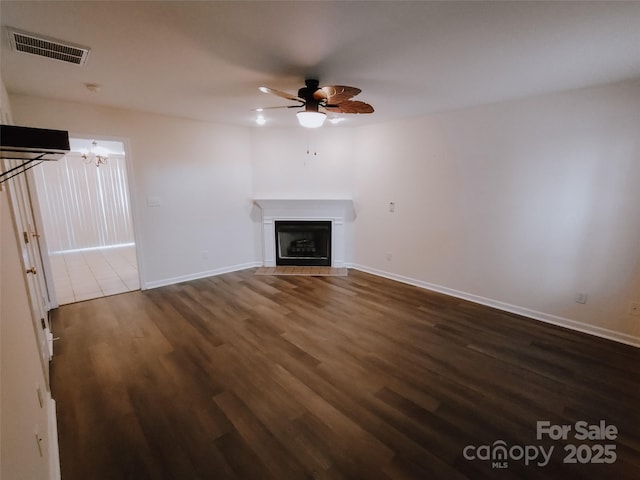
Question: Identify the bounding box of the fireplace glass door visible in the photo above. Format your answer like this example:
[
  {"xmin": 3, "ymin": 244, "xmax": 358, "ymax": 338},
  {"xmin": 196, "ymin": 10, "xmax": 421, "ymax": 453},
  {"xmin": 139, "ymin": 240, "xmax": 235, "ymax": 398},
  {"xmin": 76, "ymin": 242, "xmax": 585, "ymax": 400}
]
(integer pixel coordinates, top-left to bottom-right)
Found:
[{"xmin": 275, "ymin": 221, "xmax": 331, "ymax": 266}]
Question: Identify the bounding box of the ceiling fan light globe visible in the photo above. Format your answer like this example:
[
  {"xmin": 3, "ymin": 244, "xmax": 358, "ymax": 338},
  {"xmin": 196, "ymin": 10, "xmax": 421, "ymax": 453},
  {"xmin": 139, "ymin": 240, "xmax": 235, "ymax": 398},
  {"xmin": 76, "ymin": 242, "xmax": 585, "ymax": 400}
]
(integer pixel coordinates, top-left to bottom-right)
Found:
[{"xmin": 297, "ymin": 111, "xmax": 326, "ymax": 128}]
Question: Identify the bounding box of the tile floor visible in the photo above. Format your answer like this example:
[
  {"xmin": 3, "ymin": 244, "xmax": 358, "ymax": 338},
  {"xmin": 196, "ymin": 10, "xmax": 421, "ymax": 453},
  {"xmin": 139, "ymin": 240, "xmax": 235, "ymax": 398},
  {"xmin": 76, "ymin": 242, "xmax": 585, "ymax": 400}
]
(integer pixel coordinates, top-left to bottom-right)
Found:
[{"xmin": 49, "ymin": 245, "xmax": 140, "ymax": 305}]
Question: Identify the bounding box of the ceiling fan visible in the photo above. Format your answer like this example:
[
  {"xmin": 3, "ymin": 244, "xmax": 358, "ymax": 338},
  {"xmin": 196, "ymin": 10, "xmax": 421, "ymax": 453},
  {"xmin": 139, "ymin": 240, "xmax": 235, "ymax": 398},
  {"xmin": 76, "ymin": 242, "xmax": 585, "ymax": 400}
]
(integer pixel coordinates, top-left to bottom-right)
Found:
[{"xmin": 258, "ymin": 79, "xmax": 374, "ymax": 128}]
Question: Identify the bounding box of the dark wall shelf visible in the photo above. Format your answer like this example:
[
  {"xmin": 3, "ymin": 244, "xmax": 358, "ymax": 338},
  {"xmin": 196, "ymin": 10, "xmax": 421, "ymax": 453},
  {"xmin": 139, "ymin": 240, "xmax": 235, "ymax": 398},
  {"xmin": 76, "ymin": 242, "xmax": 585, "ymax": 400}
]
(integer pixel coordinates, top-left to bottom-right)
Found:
[{"xmin": 1, "ymin": 124, "xmax": 70, "ymax": 184}]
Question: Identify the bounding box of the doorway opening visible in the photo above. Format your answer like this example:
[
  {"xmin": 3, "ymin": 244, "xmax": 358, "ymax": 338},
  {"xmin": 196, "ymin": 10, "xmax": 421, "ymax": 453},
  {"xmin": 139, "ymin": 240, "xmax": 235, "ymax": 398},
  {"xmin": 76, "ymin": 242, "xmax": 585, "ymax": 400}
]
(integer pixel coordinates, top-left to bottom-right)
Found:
[{"xmin": 33, "ymin": 137, "xmax": 140, "ymax": 304}]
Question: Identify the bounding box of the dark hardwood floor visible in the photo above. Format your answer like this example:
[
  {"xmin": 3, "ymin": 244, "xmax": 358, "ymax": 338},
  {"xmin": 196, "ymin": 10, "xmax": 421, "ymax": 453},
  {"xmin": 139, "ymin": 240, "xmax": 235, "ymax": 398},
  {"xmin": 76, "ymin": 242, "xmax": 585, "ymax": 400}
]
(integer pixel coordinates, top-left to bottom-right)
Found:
[{"xmin": 50, "ymin": 268, "xmax": 640, "ymax": 479}]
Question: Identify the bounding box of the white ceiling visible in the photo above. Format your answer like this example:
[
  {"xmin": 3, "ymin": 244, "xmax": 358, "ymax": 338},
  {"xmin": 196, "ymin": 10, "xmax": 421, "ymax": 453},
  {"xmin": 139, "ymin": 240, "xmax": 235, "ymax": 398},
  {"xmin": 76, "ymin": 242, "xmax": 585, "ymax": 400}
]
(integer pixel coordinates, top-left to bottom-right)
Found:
[{"xmin": 1, "ymin": 1, "xmax": 640, "ymax": 128}]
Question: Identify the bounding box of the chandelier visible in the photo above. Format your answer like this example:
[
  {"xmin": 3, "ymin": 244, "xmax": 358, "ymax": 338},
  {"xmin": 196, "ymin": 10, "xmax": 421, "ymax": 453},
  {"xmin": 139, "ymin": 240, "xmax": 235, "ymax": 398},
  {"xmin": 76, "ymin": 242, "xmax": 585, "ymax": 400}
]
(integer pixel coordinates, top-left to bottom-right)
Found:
[{"xmin": 81, "ymin": 140, "xmax": 109, "ymax": 167}]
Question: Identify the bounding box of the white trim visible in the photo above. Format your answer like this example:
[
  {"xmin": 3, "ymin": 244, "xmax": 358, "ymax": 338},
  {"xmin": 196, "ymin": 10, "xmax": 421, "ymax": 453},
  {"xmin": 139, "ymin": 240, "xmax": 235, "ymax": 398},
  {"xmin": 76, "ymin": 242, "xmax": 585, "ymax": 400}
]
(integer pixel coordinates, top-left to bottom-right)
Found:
[
  {"xmin": 143, "ymin": 261, "xmax": 261, "ymax": 290},
  {"xmin": 48, "ymin": 397, "xmax": 61, "ymax": 480},
  {"xmin": 350, "ymin": 264, "xmax": 640, "ymax": 348}
]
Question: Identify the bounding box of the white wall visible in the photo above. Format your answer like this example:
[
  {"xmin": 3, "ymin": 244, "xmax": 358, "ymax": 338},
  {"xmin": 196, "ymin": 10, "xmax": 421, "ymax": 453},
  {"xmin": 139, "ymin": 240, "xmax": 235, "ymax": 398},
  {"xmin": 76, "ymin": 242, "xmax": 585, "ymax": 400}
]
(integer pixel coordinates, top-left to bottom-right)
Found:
[
  {"xmin": 354, "ymin": 79, "xmax": 640, "ymax": 344},
  {"xmin": 1, "ymin": 78, "xmax": 55, "ymax": 480},
  {"xmin": 251, "ymin": 127, "xmax": 355, "ymax": 199},
  {"xmin": 9, "ymin": 95, "xmax": 259, "ymax": 288},
  {"xmin": 250, "ymin": 127, "xmax": 356, "ymax": 262}
]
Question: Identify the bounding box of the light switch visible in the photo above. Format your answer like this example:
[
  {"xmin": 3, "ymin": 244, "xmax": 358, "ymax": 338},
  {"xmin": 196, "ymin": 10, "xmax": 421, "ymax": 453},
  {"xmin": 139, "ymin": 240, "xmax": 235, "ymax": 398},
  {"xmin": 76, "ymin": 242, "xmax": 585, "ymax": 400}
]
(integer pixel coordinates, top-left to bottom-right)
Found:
[{"xmin": 146, "ymin": 196, "xmax": 161, "ymax": 207}]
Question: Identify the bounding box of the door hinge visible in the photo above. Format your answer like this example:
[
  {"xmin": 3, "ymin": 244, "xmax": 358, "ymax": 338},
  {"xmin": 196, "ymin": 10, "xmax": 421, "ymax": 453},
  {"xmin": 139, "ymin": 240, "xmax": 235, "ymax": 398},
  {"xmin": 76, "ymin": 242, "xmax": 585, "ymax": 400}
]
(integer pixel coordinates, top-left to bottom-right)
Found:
[
  {"xmin": 23, "ymin": 231, "xmax": 29, "ymax": 244},
  {"xmin": 41, "ymin": 318, "xmax": 46, "ymax": 330}
]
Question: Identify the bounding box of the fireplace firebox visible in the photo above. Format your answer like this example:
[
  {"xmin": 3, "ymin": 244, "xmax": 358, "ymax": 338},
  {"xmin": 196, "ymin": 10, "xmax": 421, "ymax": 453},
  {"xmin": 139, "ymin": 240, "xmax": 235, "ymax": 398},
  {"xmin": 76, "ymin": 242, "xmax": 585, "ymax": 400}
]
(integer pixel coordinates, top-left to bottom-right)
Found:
[{"xmin": 275, "ymin": 221, "xmax": 331, "ymax": 266}]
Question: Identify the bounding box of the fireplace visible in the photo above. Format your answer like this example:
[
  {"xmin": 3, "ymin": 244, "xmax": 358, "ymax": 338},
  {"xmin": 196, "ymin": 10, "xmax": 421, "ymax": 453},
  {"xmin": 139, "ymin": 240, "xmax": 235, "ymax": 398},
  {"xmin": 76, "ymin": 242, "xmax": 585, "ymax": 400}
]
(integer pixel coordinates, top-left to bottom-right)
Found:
[
  {"xmin": 275, "ymin": 221, "xmax": 331, "ymax": 266},
  {"xmin": 253, "ymin": 199, "xmax": 353, "ymax": 268}
]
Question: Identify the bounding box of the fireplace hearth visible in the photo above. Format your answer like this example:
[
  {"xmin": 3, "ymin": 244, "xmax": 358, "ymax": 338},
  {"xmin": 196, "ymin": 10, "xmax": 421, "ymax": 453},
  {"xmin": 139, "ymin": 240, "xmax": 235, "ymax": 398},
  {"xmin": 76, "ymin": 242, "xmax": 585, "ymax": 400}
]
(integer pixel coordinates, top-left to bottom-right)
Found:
[{"xmin": 275, "ymin": 221, "xmax": 331, "ymax": 266}]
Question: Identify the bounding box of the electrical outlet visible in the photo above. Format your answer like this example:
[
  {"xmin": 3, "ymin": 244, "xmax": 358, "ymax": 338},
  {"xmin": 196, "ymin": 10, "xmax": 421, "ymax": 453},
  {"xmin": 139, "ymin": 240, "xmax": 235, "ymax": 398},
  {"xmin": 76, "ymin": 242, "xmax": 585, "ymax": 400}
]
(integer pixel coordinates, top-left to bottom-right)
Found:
[
  {"xmin": 386, "ymin": 253, "xmax": 393, "ymax": 261},
  {"xmin": 575, "ymin": 292, "xmax": 588, "ymax": 304},
  {"xmin": 202, "ymin": 250, "xmax": 209, "ymax": 260},
  {"xmin": 630, "ymin": 301, "xmax": 640, "ymax": 316}
]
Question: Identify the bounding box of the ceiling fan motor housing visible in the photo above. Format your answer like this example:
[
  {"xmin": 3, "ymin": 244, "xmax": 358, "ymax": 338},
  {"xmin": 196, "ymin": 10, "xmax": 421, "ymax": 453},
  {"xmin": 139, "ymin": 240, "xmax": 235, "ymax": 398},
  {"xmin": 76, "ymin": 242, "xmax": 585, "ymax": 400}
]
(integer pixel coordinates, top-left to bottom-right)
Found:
[{"xmin": 299, "ymin": 79, "xmax": 322, "ymax": 112}]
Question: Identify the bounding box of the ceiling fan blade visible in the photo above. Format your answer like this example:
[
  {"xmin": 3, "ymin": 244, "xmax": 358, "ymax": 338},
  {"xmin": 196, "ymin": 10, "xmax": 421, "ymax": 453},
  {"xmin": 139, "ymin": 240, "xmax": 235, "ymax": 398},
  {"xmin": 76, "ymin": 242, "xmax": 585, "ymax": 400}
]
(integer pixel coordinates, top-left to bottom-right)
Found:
[
  {"xmin": 320, "ymin": 85, "xmax": 362, "ymax": 104},
  {"xmin": 253, "ymin": 105, "xmax": 301, "ymax": 111},
  {"xmin": 313, "ymin": 89, "xmax": 328, "ymax": 101},
  {"xmin": 325, "ymin": 100, "xmax": 374, "ymax": 114},
  {"xmin": 258, "ymin": 86, "xmax": 303, "ymax": 103}
]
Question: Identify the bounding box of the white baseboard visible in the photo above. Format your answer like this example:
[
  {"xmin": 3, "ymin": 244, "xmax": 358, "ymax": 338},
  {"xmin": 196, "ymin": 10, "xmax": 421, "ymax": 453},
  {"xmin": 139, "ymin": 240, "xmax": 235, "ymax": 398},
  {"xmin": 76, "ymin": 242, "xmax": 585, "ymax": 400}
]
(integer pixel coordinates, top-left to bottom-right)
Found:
[
  {"xmin": 143, "ymin": 261, "xmax": 262, "ymax": 290},
  {"xmin": 349, "ymin": 264, "xmax": 640, "ymax": 348}
]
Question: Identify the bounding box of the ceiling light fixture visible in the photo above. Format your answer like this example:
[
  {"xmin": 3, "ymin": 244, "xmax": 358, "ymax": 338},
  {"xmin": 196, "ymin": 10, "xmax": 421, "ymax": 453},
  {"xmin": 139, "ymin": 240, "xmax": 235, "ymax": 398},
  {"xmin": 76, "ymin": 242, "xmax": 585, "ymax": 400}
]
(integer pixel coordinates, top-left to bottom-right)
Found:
[
  {"xmin": 297, "ymin": 111, "xmax": 326, "ymax": 128},
  {"xmin": 256, "ymin": 115, "xmax": 266, "ymax": 126},
  {"xmin": 80, "ymin": 140, "xmax": 109, "ymax": 167}
]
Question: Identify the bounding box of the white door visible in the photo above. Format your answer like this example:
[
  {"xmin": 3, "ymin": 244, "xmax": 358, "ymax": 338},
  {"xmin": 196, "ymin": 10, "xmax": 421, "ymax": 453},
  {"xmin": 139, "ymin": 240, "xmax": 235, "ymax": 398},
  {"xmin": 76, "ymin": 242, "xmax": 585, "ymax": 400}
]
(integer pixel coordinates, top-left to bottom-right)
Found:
[
  {"xmin": 3, "ymin": 158, "xmax": 53, "ymax": 386},
  {"xmin": 25, "ymin": 169, "xmax": 58, "ymax": 310}
]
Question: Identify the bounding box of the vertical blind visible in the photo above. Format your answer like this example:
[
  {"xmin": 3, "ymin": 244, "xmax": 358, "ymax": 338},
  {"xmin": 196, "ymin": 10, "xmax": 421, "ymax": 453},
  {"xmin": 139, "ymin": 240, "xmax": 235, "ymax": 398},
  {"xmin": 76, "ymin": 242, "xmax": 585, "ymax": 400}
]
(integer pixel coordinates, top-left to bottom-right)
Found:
[{"xmin": 34, "ymin": 153, "xmax": 134, "ymax": 252}]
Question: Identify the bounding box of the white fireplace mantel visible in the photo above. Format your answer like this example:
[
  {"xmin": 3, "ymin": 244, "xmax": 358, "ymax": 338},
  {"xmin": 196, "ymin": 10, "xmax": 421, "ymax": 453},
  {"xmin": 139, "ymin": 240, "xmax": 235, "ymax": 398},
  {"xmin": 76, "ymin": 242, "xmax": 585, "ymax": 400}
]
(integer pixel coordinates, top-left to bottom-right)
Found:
[{"xmin": 254, "ymin": 199, "xmax": 354, "ymax": 267}]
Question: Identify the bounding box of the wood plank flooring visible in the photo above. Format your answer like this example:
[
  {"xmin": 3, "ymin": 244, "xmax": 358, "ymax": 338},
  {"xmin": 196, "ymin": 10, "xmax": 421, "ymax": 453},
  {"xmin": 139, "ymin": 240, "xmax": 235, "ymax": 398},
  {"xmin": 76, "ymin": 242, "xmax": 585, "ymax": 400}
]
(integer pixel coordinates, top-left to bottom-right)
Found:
[{"xmin": 50, "ymin": 268, "xmax": 640, "ymax": 479}]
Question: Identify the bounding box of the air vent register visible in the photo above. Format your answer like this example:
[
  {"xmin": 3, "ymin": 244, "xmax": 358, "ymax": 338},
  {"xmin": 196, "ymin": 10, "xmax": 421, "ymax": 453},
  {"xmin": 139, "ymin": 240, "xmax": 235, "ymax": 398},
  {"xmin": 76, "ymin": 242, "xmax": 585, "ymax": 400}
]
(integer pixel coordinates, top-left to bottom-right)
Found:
[{"xmin": 8, "ymin": 28, "xmax": 90, "ymax": 66}]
